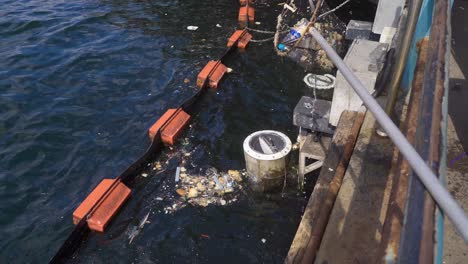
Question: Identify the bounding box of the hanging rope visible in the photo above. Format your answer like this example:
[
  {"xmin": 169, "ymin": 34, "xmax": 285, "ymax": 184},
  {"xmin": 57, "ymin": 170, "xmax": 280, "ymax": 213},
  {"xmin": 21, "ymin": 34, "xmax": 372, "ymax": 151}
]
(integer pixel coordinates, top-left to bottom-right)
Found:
[
  {"xmin": 317, "ymin": 0, "xmax": 351, "ymax": 20},
  {"xmin": 250, "ymin": 36, "xmax": 275, "ymax": 43}
]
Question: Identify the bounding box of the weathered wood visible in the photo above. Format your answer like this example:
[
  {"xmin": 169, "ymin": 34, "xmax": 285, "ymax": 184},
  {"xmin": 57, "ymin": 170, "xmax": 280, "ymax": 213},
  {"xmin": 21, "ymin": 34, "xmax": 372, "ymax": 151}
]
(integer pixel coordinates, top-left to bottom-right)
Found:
[
  {"xmin": 378, "ymin": 38, "xmax": 429, "ymax": 263},
  {"xmin": 315, "ymin": 100, "xmax": 395, "ymax": 264},
  {"xmin": 285, "ymin": 110, "xmax": 364, "ymax": 264}
]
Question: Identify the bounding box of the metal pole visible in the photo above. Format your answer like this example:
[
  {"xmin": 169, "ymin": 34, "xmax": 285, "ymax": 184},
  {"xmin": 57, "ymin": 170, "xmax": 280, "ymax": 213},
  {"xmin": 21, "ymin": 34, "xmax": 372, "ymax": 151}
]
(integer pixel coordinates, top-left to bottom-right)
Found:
[
  {"xmin": 383, "ymin": 0, "xmax": 424, "ymax": 119},
  {"xmin": 309, "ymin": 27, "xmax": 468, "ymax": 242}
]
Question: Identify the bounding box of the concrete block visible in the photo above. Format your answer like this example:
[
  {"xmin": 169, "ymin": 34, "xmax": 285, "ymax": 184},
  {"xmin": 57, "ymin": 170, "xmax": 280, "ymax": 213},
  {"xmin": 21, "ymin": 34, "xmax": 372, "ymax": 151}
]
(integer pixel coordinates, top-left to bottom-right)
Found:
[
  {"xmin": 380, "ymin": 26, "xmax": 397, "ymax": 44},
  {"xmin": 345, "ymin": 20, "xmax": 373, "ymax": 40},
  {"xmin": 293, "ymin": 96, "xmax": 334, "ymax": 134},
  {"xmin": 329, "ymin": 39, "xmax": 388, "ymax": 126},
  {"xmin": 372, "ymin": 0, "xmax": 405, "ymax": 34}
]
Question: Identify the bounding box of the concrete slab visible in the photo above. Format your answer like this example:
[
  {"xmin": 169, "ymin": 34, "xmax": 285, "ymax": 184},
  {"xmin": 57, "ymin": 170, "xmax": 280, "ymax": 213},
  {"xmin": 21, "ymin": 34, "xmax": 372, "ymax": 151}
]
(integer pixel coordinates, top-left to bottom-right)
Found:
[
  {"xmin": 345, "ymin": 20, "xmax": 373, "ymax": 40},
  {"xmin": 372, "ymin": 0, "xmax": 405, "ymax": 34},
  {"xmin": 443, "ymin": 53, "xmax": 468, "ymax": 264},
  {"xmin": 443, "ymin": 116, "xmax": 468, "ymax": 264},
  {"xmin": 329, "ymin": 39, "xmax": 388, "ymax": 126}
]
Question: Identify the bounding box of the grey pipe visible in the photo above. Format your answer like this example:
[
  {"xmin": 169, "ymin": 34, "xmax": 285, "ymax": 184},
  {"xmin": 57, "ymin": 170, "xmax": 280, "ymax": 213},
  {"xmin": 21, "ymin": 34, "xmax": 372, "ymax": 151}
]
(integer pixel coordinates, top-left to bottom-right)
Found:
[
  {"xmin": 309, "ymin": 27, "xmax": 468, "ymax": 242},
  {"xmin": 384, "ymin": 0, "xmax": 424, "ymax": 118}
]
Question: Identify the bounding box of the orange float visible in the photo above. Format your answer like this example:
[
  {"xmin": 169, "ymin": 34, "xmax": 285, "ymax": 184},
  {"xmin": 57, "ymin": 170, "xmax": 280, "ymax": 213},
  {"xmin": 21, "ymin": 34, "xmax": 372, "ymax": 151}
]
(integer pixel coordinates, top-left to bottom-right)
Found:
[
  {"xmin": 73, "ymin": 179, "xmax": 131, "ymax": 232},
  {"xmin": 196, "ymin": 60, "xmax": 228, "ymax": 89},
  {"xmin": 239, "ymin": 0, "xmax": 254, "ymax": 6},
  {"xmin": 238, "ymin": 6, "xmax": 255, "ymax": 27},
  {"xmin": 227, "ymin": 30, "xmax": 252, "ymax": 49},
  {"xmin": 148, "ymin": 108, "xmax": 191, "ymax": 145}
]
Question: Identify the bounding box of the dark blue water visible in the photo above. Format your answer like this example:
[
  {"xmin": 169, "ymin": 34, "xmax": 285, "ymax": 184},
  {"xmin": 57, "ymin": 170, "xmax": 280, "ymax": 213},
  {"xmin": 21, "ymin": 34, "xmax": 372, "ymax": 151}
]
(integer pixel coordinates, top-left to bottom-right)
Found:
[{"xmin": 0, "ymin": 0, "xmax": 331, "ymax": 263}]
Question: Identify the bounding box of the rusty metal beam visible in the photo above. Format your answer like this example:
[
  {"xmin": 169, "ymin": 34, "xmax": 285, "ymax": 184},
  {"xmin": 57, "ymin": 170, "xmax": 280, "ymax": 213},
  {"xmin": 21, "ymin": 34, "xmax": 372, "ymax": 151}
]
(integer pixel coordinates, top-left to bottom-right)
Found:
[
  {"xmin": 378, "ymin": 38, "xmax": 429, "ymax": 263},
  {"xmin": 398, "ymin": 0, "xmax": 452, "ymax": 262}
]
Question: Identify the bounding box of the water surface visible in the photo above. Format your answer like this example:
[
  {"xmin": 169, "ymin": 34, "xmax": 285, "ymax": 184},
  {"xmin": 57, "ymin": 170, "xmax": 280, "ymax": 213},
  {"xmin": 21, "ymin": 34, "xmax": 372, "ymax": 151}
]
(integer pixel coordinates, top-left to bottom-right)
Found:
[{"xmin": 0, "ymin": 0, "xmax": 327, "ymax": 262}]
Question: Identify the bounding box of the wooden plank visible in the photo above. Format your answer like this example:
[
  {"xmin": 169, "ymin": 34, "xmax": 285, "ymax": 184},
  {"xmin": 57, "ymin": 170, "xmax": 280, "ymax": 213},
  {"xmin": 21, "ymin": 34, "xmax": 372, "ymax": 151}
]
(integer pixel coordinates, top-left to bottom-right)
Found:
[
  {"xmin": 285, "ymin": 110, "xmax": 364, "ymax": 263},
  {"xmin": 315, "ymin": 101, "xmax": 395, "ymax": 264}
]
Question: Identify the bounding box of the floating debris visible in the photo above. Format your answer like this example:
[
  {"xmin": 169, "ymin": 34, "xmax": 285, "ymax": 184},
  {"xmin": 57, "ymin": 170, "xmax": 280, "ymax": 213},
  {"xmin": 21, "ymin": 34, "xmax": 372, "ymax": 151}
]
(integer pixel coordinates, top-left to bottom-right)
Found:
[
  {"xmin": 176, "ymin": 189, "xmax": 186, "ymax": 196},
  {"xmin": 228, "ymin": 170, "xmax": 242, "ymax": 182},
  {"xmin": 128, "ymin": 211, "xmax": 150, "ymax": 244},
  {"xmin": 154, "ymin": 162, "xmax": 162, "ymax": 170},
  {"xmin": 261, "ymin": 238, "xmax": 267, "ymax": 243},
  {"xmin": 171, "ymin": 167, "xmax": 245, "ymax": 207},
  {"xmin": 187, "ymin": 188, "xmax": 198, "ymax": 198},
  {"xmin": 175, "ymin": 167, "xmax": 181, "ymax": 182},
  {"xmin": 187, "ymin": 26, "xmax": 198, "ymax": 31}
]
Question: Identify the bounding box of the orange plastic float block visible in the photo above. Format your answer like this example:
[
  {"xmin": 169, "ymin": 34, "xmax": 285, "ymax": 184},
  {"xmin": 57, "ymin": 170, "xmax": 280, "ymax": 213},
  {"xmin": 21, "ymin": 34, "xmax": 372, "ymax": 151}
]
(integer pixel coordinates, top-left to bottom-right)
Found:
[
  {"xmin": 196, "ymin": 60, "xmax": 228, "ymax": 89},
  {"xmin": 148, "ymin": 108, "xmax": 191, "ymax": 145},
  {"xmin": 227, "ymin": 30, "xmax": 252, "ymax": 49},
  {"xmin": 238, "ymin": 6, "xmax": 255, "ymax": 27},
  {"xmin": 239, "ymin": 0, "xmax": 254, "ymax": 5},
  {"xmin": 73, "ymin": 179, "xmax": 131, "ymax": 232}
]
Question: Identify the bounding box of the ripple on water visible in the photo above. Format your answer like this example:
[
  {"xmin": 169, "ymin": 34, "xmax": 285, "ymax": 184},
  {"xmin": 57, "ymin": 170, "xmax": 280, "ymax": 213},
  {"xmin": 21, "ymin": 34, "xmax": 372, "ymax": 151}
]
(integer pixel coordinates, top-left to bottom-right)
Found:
[{"xmin": 1, "ymin": 0, "xmax": 320, "ymax": 263}]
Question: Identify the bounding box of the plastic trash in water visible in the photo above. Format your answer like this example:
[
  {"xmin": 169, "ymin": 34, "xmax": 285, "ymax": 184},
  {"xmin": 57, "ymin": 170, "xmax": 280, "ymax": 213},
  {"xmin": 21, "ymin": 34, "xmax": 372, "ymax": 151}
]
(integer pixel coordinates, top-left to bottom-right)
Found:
[
  {"xmin": 175, "ymin": 166, "xmax": 181, "ymax": 182},
  {"xmin": 187, "ymin": 26, "xmax": 198, "ymax": 31},
  {"xmin": 303, "ymin": 73, "xmax": 336, "ymax": 90},
  {"xmin": 128, "ymin": 211, "xmax": 150, "ymax": 244},
  {"xmin": 212, "ymin": 176, "xmax": 223, "ymax": 190},
  {"xmin": 278, "ymin": 43, "xmax": 289, "ymax": 51},
  {"xmin": 278, "ymin": 18, "xmax": 309, "ymax": 51}
]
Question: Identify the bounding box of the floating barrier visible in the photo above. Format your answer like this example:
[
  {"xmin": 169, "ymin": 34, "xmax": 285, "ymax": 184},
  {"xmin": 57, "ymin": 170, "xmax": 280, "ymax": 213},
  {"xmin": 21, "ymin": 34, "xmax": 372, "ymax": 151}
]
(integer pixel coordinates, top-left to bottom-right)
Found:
[
  {"xmin": 238, "ymin": 6, "xmax": 255, "ymax": 27},
  {"xmin": 73, "ymin": 179, "xmax": 131, "ymax": 232},
  {"xmin": 227, "ymin": 30, "xmax": 252, "ymax": 49},
  {"xmin": 197, "ymin": 60, "xmax": 228, "ymax": 89},
  {"xmin": 239, "ymin": 0, "xmax": 254, "ymax": 6},
  {"xmin": 51, "ymin": 1, "xmax": 262, "ymax": 262},
  {"xmin": 148, "ymin": 108, "xmax": 191, "ymax": 145}
]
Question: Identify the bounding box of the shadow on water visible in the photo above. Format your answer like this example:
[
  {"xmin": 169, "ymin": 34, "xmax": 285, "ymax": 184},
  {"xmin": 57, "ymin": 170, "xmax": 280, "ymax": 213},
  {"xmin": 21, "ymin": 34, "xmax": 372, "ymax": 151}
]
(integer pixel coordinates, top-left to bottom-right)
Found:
[{"xmin": 0, "ymin": 0, "xmax": 327, "ymax": 263}]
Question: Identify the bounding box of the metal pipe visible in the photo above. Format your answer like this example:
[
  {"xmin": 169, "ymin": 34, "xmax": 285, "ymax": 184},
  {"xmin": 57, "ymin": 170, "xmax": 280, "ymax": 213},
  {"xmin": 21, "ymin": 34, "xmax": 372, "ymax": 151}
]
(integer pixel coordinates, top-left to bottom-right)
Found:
[
  {"xmin": 383, "ymin": 0, "xmax": 424, "ymax": 118},
  {"xmin": 308, "ymin": 27, "xmax": 468, "ymax": 242}
]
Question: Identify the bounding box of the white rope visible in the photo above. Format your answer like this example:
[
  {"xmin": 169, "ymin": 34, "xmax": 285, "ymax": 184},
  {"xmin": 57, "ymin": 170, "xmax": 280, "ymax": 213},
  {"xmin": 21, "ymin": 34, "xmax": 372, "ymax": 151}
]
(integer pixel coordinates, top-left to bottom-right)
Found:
[{"xmin": 317, "ymin": 0, "xmax": 352, "ymax": 20}]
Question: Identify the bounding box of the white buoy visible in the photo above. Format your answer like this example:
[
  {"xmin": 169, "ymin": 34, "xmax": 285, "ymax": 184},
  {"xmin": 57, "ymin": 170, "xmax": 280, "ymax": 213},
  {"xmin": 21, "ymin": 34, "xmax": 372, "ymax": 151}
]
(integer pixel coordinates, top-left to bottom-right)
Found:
[{"xmin": 243, "ymin": 130, "xmax": 292, "ymax": 192}]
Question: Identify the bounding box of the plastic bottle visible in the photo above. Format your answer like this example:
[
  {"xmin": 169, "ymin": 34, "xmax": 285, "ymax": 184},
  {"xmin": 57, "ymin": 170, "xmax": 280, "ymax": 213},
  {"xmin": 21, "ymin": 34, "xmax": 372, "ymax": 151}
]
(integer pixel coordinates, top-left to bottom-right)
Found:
[{"xmin": 278, "ymin": 18, "xmax": 309, "ymax": 51}]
